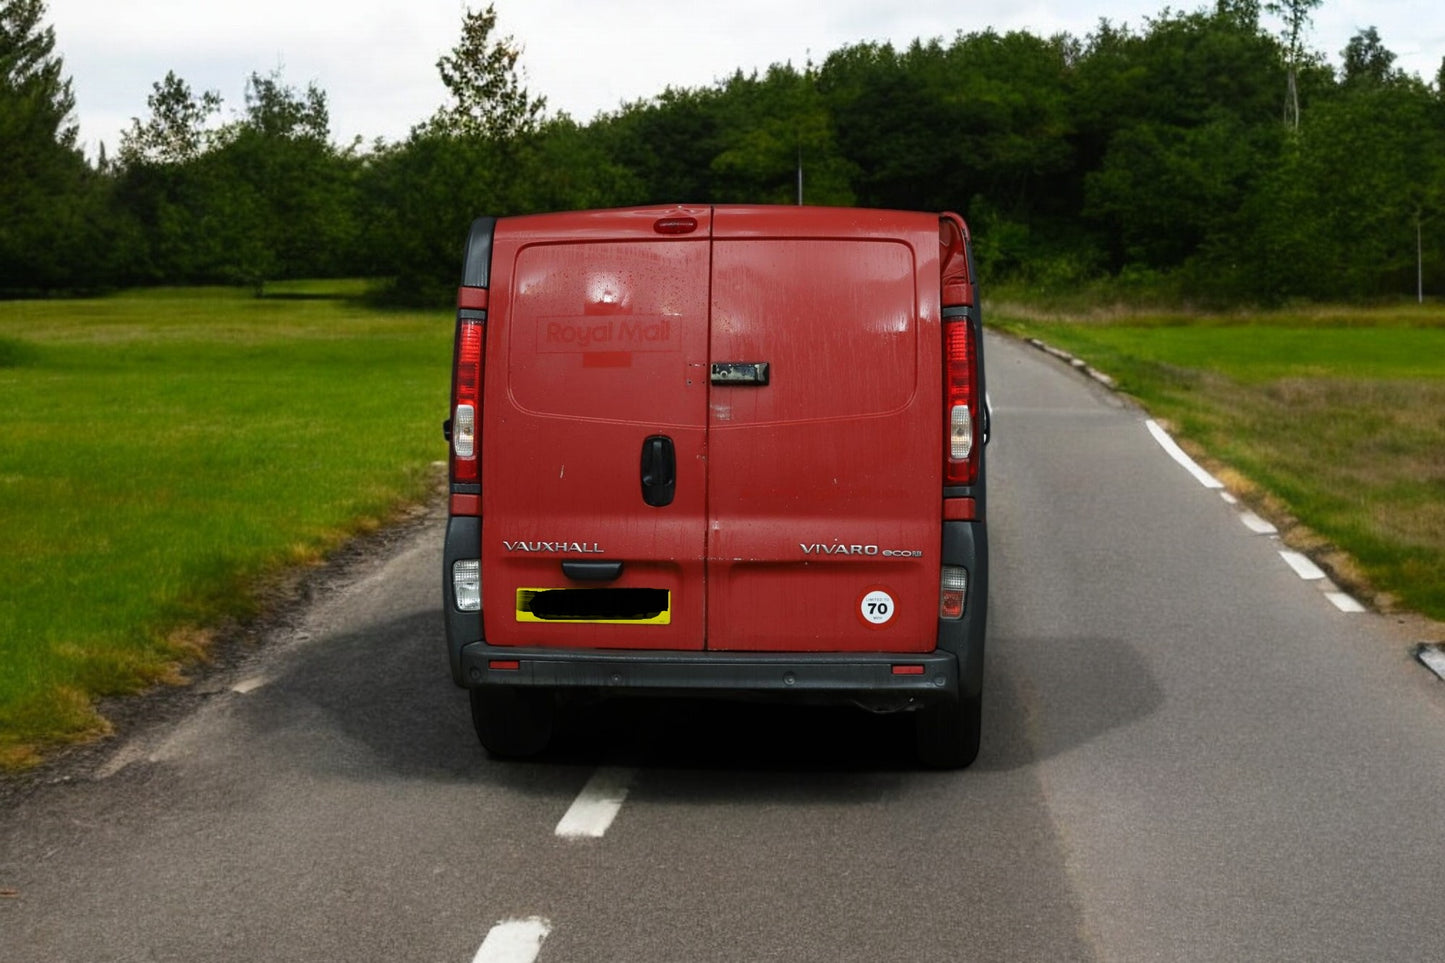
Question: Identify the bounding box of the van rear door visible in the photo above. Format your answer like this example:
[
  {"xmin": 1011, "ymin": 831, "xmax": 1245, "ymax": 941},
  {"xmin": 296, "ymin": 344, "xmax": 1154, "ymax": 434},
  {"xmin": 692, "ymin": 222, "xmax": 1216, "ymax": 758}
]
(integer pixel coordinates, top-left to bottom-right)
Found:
[
  {"xmin": 481, "ymin": 208, "xmax": 711, "ymax": 650},
  {"xmin": 705, "ymin": 208, "xmax": 942, "ymax": 653}
]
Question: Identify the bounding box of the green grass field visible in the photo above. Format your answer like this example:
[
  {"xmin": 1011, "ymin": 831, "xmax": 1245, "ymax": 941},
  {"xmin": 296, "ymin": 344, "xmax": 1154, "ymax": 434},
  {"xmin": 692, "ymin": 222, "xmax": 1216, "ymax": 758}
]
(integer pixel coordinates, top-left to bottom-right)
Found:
[
  {"xmin": 989, "ymin": 302, "xmax": 1445, "ymax": 623},
  {"xmin": 0, "ymin": 282, "xmax": 452, "ymax": 768}
]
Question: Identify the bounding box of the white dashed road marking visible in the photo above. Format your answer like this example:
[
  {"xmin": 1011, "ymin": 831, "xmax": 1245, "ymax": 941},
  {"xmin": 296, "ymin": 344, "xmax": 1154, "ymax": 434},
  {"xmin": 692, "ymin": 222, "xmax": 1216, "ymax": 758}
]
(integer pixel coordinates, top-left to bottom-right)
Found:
[
  {"xmin": 1326, "ymin": 592, "xmax": 1366, "ymax": 613},
  {"xmin": 1418, "ymin": 645, "xmax": 1445, "ymax": 682},
  {"xmin": 473, "ymin": 917, "xmax": 551, "ymax": 963},
  {"xmin": 1141, "ymin": 422, "xmax": 1364, "ymax": 612},
  {"xmin": 1037, "ymin": 358, "xmax": 1372, "ymax": 622},
  {"xmin": 555, "ymin": 767, "xmax": 634, "ymax": 839},
  {"xmin": 1278, "ymin": 550, "xmax": 1327, "ymax": 581},
  {"xmin": 465, "ymin": 769, "xmax": 631, "ymax": 961},
  {"xmin": 1239, "ymin": 511, "xmax": 1278, "ymax": 535}
]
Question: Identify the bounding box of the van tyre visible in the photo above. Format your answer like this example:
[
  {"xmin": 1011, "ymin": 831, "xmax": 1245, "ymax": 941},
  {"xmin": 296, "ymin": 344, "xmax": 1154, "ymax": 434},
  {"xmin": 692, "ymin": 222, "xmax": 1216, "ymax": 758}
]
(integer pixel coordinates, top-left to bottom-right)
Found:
[
  {"xmin": 469, "ymin": 686, "xmax": 554, "ymax": 758},
  {"xmin": 915, "ymin": 693, "xmax": 982, "ymax": 769}
]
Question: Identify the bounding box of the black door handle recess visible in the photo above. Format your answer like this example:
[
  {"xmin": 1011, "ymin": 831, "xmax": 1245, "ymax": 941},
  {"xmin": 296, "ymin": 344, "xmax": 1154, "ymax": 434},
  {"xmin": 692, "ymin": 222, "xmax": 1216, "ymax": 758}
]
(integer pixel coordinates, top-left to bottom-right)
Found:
[
  {"xmin": 640, "ymin": 435, "xmax": 676, "ymax": 507},
  {"xmin": 710, "ymin": 361, "xmax": 770, "ymax": 386}
]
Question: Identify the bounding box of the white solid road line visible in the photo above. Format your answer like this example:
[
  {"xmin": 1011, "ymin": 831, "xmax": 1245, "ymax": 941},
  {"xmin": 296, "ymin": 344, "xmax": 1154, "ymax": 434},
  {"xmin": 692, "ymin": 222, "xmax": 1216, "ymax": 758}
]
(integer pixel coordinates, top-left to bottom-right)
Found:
[
  {"xmin": 1145, "ymin": 420, "xmax": 1224, "ymax": 489},
  {"xmin": 473, "ymin": 917, "xmax": 551, "ymax": 963},
  {"xmin": 555, "ymin": 767, "xmax": 634, "ymax": 839}
]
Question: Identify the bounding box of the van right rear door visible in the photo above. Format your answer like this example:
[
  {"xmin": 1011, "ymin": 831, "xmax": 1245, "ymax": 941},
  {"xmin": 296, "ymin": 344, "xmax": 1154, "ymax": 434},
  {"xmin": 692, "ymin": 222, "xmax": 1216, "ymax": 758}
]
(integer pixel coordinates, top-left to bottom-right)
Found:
[{"xmin": 704, "ymin": 207, "xmax": 944, "ymax": 654}]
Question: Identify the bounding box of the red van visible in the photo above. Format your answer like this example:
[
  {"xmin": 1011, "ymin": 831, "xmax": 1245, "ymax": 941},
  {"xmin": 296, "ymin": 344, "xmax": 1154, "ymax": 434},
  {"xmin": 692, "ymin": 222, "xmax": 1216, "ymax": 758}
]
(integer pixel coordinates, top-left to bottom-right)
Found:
[{"xmin": 442, "ymin": 205, "xmax": 988, "ymax": 767}]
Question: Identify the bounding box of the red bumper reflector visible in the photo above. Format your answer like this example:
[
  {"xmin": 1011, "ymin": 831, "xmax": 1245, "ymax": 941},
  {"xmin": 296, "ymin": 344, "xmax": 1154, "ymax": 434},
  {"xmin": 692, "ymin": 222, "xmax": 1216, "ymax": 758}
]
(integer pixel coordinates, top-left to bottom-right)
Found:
[
  {"xmin": 944, "ymin": 497, "xmax": 977, "ymax": 521},
  {"xmin": 892, "ymin": 664, "xmax": 926, "ymax": 676},
  {"xmin": 489, "ymin": 660, "xmax": 521, "ymax": 671}
]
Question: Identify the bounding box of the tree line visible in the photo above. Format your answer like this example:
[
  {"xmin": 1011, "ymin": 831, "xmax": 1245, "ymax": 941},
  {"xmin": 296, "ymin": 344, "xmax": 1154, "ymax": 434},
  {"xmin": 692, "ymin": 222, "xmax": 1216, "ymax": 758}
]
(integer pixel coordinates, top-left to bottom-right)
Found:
[{"xmin": 3, "ymin": 0, "xmax": 1444, "ymax": 304}]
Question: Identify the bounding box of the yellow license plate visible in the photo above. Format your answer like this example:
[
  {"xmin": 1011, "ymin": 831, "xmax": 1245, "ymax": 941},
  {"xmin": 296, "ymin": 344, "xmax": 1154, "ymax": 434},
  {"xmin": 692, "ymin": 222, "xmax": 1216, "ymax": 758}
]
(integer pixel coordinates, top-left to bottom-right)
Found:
[{"xmin": 515, "ymin": 587, "xmax": 671, "ymax": 624}]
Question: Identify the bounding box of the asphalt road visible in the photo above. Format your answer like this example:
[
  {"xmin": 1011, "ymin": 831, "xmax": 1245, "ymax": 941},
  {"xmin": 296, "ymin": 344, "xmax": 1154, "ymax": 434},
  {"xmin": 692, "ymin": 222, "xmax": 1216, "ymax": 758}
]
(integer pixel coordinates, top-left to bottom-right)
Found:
[{"xmin": 4, "ymin": 332, "xmax": 1444, "ymax": 962}]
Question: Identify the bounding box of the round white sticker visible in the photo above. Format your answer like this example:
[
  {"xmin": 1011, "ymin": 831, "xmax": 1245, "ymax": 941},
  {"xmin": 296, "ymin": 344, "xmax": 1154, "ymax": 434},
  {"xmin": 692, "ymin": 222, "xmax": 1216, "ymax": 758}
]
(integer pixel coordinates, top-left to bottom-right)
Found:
[{"xmin": 859, "ymin": 589, "xmax": 896, "ymax": 626}]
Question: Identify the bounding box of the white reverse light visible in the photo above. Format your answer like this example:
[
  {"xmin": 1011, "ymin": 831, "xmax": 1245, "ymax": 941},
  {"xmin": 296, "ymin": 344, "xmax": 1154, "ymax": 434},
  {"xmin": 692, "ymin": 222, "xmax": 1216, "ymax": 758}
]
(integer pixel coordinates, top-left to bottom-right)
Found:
[
  {"xmin": 453, "ymin": 559, "xmax": 481, "ymax": 612},
  {"xmin": 453, "ymin": 404, "xmax": 476, "ymax": 459},
  {"xmin": 940, "ymin": 565, "xmax": 968, "ymax": 620},
  {"xmin": 950, "ymin": 405, "xmax": 974, "ymax": 461}
]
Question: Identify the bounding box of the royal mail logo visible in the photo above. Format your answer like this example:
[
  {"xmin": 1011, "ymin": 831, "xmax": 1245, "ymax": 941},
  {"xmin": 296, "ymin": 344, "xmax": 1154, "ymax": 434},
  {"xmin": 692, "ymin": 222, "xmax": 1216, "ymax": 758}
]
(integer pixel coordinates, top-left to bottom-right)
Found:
[{"xmin": 544, "ymin": 318, "xmax": 673, "ymax": 348}]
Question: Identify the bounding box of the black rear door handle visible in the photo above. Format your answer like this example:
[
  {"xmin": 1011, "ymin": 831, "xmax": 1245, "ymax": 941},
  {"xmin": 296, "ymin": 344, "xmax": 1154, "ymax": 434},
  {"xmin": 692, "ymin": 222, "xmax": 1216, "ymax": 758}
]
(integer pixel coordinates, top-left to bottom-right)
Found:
[
  {"xmin": 640, "ymin": 435, "xmax": 676, "ymax": 507},
  {"xmin": 562, "ymin": 560, "xmax": 623, "ymax": 581}
]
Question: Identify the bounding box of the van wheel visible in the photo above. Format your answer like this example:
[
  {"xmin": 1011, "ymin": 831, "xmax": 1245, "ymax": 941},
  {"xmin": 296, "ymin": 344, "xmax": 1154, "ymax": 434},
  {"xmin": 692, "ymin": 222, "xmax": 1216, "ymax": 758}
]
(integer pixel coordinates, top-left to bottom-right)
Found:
[
  {"xmin": 469, "ymin": 686, "xmax": 554, "ymax": 758},
  {"xmin": 915, "ymin": 693, "xmax": 981, "ymax": 769}
]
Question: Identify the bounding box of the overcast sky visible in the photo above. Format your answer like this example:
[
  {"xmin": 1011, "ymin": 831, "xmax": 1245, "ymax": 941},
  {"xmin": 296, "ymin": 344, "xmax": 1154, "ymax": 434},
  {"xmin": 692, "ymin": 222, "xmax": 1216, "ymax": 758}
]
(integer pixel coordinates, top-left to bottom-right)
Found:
[{"xmin": 45, "ymin": 0, "xmax": 1445, "ymax": 157}]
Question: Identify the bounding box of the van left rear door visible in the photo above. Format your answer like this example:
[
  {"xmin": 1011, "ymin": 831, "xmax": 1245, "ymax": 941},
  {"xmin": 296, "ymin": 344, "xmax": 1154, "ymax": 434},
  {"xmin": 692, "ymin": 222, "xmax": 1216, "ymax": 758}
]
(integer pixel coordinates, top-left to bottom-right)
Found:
[{"xmin": 481, "ymin": 208, "xmax": 711, "ymax": 651}]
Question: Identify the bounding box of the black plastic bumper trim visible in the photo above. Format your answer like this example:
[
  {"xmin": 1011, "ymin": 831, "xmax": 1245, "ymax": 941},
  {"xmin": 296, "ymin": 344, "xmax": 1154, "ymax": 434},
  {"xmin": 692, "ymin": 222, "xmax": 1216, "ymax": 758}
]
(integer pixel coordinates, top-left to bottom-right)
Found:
[
  {"xmin": 443, "ymin": 516, "xmax": 483, "ymax": 684},
  {"xmin": 459, "ymin": 643, "xmax": 960, "ymax": 703}
]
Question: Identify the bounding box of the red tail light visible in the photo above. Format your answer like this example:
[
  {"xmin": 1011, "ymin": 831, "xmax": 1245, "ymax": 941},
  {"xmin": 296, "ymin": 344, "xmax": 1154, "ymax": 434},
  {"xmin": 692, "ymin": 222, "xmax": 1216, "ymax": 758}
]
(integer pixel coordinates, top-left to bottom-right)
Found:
[
  {"xmin": 944, "ymin": 319, "xmax": 978, "ymax": 486},
  {"xmin": 940, "ymin": 213, "xmax": 979, "ymax": 487},
  {"xmin": 451, "ymin": 318, "xmax": 485, "ymax": 485},
  {"xmin": 942, "ymin": 216, "xmax": 976, "ymax": 488}
]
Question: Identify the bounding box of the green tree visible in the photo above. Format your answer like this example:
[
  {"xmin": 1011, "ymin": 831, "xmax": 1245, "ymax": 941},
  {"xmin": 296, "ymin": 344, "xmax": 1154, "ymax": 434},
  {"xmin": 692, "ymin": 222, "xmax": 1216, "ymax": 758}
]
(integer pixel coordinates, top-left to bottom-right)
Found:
[
  {"xmin": 1086, "ymin": 112, "xmax": 1277, "ymax": 270},
  {"xmin": 117, "ymin": 70, "xmax": 221, "ymax": 166},
  {"xmin": 1075, "ymin": 7, "xmax": 1285, "ymax": 275},
  {"xmin": 1341, "ymin": 27, "xmax": 1398, "ymax": 89},
  {"xmin": 358, "ymin": 132, "xmax": 511, "ymax": 302},
  {"xmin": 819, "ymin": 41, "xmax": 941, "ymax": 210},
  {"xmin": 506, "ymin": 114, "xmax": 640, "ymax": 211},
  {"xmin": 111, "ymin": 72, "xmax": 226, "ymax": 283},
  {"xmin": 0, "ymin": 0, "xmax": 95, "ymax": 292},
  {"xmin": 1264, "ymin": 0, "xmax": 1323, "ymax": 127},
  {"xmin": 931, "ymin": 30, "xmax": 1082, "ymax": 276},
  {"xmin": 425, "ymin": 4, "xmax": 546, "ymax": 140},
  {"xmin": 708, "ymin": 63, "xmax": 855, "ymax": 205},
  {"xmin": 592, "ymin": 86, "xmax": 723, "ymax": 203},
  {"xmin": 1239, "ymin": 75, "xmax": 1445, "ymax": 299},
  {"xmin": 211, "ymin": 70, "xmax": 358, "ymax": 288},
  {"xmin": 367, "ymin": 3, "xmax": 555, "ymax": 301},
  {"xmin": 114, "ymin": 68, "xmax": 360, "ymax": 289}
]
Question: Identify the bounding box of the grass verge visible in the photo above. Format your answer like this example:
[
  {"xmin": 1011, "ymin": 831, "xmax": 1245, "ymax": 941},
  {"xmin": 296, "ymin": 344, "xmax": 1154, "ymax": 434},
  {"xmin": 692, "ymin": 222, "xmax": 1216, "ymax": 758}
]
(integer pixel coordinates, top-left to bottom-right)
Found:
[
  {"xmin": 0, "ymin": 282, "xmax": 451, "ymax": 769},
  {"xmin": 988, "ymin": 301, "xmax": 1445, "ymax": 623}
]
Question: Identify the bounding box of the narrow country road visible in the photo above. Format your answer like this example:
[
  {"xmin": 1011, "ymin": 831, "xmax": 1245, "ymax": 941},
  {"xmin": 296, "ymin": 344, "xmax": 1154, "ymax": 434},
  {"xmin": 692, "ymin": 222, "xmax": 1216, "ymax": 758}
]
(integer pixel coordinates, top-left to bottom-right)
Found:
[{"xmin": 3, "ymin": 332, "xmax": 1443, "ymax": 962}]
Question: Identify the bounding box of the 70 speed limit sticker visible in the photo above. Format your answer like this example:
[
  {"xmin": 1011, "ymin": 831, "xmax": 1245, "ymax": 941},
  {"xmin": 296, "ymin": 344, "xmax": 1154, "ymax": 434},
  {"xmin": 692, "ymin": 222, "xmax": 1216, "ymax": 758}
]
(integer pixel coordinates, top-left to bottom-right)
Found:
[{"xmin": 857, "ymin": 587, "xmax": 897, "ymax": 628}]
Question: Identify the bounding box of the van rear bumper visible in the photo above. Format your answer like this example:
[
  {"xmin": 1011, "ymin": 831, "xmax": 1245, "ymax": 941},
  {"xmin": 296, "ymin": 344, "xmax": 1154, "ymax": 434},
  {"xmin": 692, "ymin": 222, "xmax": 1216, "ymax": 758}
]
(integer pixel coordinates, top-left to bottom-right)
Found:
[{"xmin": 457, "ymin": 642, "xmax": 960, "ymax": 710}]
